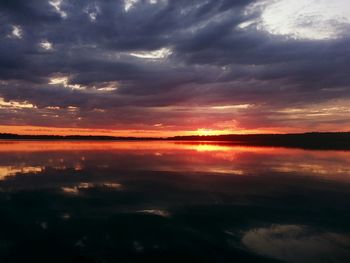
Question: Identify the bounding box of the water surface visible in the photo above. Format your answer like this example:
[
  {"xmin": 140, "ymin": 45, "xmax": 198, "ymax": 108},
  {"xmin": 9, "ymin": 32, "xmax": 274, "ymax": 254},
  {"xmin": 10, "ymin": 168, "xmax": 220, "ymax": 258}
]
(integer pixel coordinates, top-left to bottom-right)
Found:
[{"xmin": 0, "ymin": 140, "xmax": 349, "ymax": 263}]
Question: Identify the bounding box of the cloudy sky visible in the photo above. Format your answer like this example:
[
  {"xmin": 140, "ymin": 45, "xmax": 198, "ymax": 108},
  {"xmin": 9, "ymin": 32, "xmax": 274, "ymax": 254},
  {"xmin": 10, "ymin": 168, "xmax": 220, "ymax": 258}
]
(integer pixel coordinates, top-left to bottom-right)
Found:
[{"xmin": 1, "ymin": 0, "xmax": 350, "ymax": 136}]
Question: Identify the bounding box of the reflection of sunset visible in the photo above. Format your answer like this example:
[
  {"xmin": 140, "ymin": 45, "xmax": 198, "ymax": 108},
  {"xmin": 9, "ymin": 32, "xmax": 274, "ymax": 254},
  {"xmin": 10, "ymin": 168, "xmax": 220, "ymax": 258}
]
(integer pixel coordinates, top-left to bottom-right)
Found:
[
  {"xmin": 0, "ymin": 165, "xmax": 43, "ymax": 180},
  {"xmin": 0, "ymin": 141, "xmax": 350, "ymax": 183},
  {"xmin": 61, "ymin": 182, "xmax": 122, "ymax": 195},
  {"xmin": 272, "ymin": 162, "xmax": 350, "ymax": 176},
  {"xmin": 0, "ymin": 140, "xmax": 269, "ymax": 152},
  {"xmin": 192, "ymin": 144, "xmax": 232, "ymax": 152}
]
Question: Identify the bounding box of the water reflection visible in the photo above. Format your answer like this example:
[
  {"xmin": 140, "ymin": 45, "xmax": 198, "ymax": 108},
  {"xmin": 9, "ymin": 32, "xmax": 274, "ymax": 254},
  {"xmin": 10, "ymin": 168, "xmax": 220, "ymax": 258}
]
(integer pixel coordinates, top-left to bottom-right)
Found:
[
  {"xmin": 0, "ymin": 140, "xmax": 349, "ymax": 263},
  {"xmin": 0, "ymin": 140, "xmax": 350, "ymax": 182},
  {"xmin": 0, "ymin": 165, "xmax": 43, "ymax": 180},
  {"xmin": 61, "ymin": 182, "xmax": 122, "ymax": 195},
  {"xmin": 242, "ymin": 225, "xmax": 350, "ymax": 263}
]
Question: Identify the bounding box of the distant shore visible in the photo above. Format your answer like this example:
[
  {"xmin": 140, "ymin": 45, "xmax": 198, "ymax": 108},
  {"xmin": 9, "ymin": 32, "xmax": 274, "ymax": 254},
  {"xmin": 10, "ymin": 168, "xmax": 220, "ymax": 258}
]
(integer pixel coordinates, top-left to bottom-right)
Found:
[
  {"xmin": 1, "ymin": 132, "xmax": 350, "ymax": 150},
  {"xmin": 171, "ymin": 132, "xmax": 350, "ymax": 150}
]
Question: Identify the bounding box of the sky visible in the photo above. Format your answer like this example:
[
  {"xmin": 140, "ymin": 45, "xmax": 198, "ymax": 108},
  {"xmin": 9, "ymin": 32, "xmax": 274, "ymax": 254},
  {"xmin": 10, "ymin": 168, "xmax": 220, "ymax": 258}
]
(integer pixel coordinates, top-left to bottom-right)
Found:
[{"xmin": 0, "ymin": 0, "xmax": 350, "ymax": 137}]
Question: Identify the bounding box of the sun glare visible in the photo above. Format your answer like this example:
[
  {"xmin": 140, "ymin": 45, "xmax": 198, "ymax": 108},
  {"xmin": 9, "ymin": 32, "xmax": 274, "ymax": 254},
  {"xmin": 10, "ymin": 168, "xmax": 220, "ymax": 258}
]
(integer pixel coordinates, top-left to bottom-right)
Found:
[{"xmin": 197, "ymin": 129, "xmax": 215, "ymax": 136}]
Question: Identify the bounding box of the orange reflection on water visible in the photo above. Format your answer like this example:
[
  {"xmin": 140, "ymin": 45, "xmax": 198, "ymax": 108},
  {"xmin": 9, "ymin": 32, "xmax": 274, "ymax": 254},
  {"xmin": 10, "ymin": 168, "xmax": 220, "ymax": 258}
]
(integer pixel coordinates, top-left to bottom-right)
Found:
[
  {"xmin": 0, "ymin": 140, "xmax": 350, "ymax": 182},
  {"xmin": 0, "ymin": 165, "xmax": 43, "ymax": 180},
  {"xmin": 0, "ymin": 140, "xmax": 276, "ymax": 153}
]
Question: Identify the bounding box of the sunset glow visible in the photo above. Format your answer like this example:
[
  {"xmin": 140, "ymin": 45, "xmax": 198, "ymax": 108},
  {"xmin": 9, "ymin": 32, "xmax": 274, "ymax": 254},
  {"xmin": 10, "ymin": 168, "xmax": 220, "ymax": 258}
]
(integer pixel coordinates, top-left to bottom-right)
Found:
[
  {"xmin": 0, "ymin": 125, "xmax": 281, "ymax": 138},
  {"xmin": 1, "ymin": 0, "xmax": 350, "ymax": 136}
]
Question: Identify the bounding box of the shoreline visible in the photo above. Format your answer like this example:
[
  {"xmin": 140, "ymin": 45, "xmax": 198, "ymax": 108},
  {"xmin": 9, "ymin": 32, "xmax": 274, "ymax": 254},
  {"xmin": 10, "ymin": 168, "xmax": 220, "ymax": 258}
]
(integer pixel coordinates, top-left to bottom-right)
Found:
[{"xmin": 1, "ymin": 132, "xmax": 350, "ymax": 150}]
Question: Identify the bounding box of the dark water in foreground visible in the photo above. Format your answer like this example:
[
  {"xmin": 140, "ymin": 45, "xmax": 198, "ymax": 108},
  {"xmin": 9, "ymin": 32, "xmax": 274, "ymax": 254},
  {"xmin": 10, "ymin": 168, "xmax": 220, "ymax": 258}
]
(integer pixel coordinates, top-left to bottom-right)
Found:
[{"xmin": 0, "ymin": 140, "xmax": 350, "ymax": 263}]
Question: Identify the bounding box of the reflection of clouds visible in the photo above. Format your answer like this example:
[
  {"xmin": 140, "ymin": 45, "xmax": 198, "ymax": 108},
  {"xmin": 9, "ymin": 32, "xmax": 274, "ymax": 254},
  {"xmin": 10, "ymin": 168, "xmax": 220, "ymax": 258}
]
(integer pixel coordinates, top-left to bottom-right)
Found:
[
  {"xmin": 137, "ymin": 209, "xmax": 170, "ymax": 218},
  {"xmin": 242, "ymin": 224, "xmax": 350, "ymax": 263},
  {"xmin": 101, "ymin": 183, "xmax": 122, "ymax": 189},
  {"xmin": 205, "ymin": 168, "xmax": 245, "ymax": 175},
  {"xmin": 74, "ymin": 163, "xmax": 83, "ymax": 171},
  {"xmin": 61, "ymin": 186, "xmax": 80, "ymax": 195},
  {"xmin": 53, "ymin": 165, "xmax": 67, "ymax": 170},
  {"xmin": 61, "ymin": 213, "xmax": 71, "ymax": 220},
  {"xmin": 268, "ymin": 157, "xmax": 350, "ymax": 181},
  {"xmin": 212, "ymin": 152, "xmax": 236, "ymax": 162},
  {"xmin": 0, "ymin": 165, "xmax": 43, "ymax": 180},
  {"xmin": 40, "ymin": 222, "xmax": 48, "ymax": 230},
  {"xmin": 61, "ymin": 182, "xmax": 122, "ymax": 195}
]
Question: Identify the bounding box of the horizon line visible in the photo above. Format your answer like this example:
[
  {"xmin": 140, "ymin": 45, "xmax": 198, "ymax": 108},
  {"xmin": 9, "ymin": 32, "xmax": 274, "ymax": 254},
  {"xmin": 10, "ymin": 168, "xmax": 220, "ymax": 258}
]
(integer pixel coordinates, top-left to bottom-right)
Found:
[{"xmin": 1, "ymin": 131, "xmax": 350, "ymax": 139}]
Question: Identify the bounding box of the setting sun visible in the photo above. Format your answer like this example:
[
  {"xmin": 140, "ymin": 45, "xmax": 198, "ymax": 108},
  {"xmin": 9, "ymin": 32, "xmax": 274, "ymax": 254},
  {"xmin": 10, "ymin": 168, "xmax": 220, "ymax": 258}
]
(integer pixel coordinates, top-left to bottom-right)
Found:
[{"xmin": 197, "ymin": 129, "xmax": 215, "ymax": 136}]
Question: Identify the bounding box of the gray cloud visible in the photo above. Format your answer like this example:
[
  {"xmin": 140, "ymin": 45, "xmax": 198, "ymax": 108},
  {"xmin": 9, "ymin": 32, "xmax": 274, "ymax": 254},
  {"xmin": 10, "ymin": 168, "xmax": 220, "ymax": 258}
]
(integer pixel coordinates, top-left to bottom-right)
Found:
[{"xmin": 0, "ymin": 0, "xmax": 349, "ymax": 132}]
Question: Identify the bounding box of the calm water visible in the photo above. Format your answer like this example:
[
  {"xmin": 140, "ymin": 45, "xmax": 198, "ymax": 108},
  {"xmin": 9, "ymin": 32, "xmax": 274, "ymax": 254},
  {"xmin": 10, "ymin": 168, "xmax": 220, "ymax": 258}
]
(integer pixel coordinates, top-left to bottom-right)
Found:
[{"xmin": 0, "ymin": 140, "xmax": 350, "ymax": 263}]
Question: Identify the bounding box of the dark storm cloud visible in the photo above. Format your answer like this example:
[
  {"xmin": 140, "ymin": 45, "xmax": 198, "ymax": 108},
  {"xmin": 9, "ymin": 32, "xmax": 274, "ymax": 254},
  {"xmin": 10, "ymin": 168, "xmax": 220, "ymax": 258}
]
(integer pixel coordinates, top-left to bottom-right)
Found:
[{"xmin": 0, "ymin": 0, "xmax": 349, "ymax": 131}]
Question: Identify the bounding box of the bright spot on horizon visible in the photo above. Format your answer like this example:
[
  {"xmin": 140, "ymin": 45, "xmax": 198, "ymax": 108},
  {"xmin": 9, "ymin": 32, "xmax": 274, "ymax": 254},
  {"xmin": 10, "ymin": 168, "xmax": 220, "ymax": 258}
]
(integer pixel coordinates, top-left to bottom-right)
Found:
[
  {"xmin": 196, "ymin": 129, "xmax": 230, "ymax": 136},
  {"xmin": 260, "ymin": 0, "xmax": 350, "ymax": 40}
]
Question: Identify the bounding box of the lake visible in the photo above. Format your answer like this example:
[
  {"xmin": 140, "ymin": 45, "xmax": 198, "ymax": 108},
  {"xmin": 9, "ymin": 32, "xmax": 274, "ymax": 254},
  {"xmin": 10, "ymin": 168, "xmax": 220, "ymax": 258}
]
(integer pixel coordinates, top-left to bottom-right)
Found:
[{"xmin": 0, "ymin": 140, "xmax": 349, "ymax": 263}]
